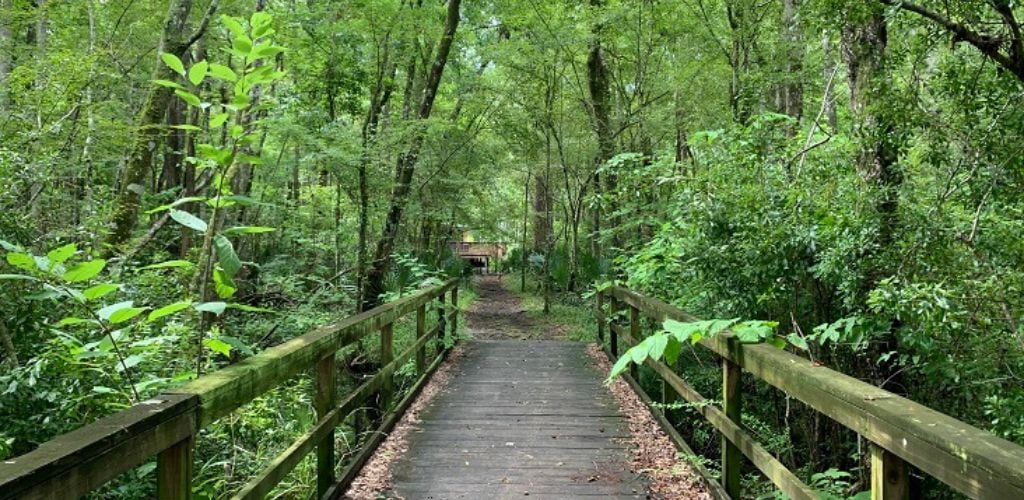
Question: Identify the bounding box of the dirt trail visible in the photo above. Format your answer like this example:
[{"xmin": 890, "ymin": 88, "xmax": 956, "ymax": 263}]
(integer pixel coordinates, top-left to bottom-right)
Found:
[{"xmin": 465, "ymin": 275, "xmax": 565, "ymax": 340}]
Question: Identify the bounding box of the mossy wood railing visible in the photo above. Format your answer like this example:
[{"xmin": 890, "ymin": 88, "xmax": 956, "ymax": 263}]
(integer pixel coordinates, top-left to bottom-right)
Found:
[
  {"xmin": 0, "ymin": 279, "xmax": 460, "ymax": 500},
  {"xmin": 596, "ymin": 285, "xmax": 1024, "ymax": 500}
]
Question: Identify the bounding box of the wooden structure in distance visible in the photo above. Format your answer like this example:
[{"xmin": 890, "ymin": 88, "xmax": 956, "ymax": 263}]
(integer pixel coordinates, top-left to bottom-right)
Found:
[{"xmin": 448, "ymin": 241, "xmax": 507, "ymax": 274}]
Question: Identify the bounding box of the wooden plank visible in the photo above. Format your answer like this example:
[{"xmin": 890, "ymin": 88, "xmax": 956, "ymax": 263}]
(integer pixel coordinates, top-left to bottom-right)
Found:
[
  {"xmin": 392, "ymin": 341, "xmax": 646, "ymax": 499},
  {"xmin": 157, "ymin": 435, "xmax": 193, "ymax": 500},
  {"xmin": 609, "ymin": 286, "xmax": 1024, "ymax": 499},
  {"xmin": 171, "ymin": 279, "xmax": 457, "ymax": 427},
  {"xmin": 871, "ymin": 444, "xmax": 909, "ymax": 500},
  {"xmin": 722, "ymin": 338, "xmax": 742, "ymax": 499},
  {"xmin": 416, "ymin": 304, "xmax": 426, "ymax": 373},
  {"xmin": 380, "ymin": 322, "xmax": 394, "ymax": 410},
  {"xmin": 314, "ymin": 352, "xmax": 336, "ymax": 498},
  {"xmin": 628, "ymin": 305, "xmax": 640, "ymax": 380},
  {"xmin": 0, "ymin": 394, "xmax": 198, "ymax": 500}
]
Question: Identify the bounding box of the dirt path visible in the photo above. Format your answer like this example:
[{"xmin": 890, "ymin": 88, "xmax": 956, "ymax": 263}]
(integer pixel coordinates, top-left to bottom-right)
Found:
[{"xmin": 465, "ymin": 275, "xmax": 565, "ymax": 340}]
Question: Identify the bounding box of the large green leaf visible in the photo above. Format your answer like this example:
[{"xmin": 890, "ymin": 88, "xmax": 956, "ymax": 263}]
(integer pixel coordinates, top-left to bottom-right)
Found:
[
  {"xmin": 161, "ymin": 52, "xmax": 185, "ymax": 76},
  {"xmin": 46, "ymin": 243, "xmax": 76, "ymax": 264},
  {"xmin": 141, "ymin": 259, "xmax": 194, "ymax": 271},
  {"xmin": 6, "ymin": 252, "xmax": 36, "ymax": 272},
  {"xmin": 97, "ymin": 301, "xmax": 134, "ymax": 321},
  {"xmin": 169, "ymin": 209, "xmax": 208, "ymax": 232},
  {"xmin": 63, "ymin": 259, "xmax": 106, "ymax": 282},
  {"xmin": 83, "ymin": 283, "xmax": 119, "ymax": 301},
  {"xmin": 194, "ymin": 301, "xmax": 227, "ymax": 316},
  {"xmin": 214, "ymin": 235, "xmax": 242, "ymax": 278},
  {"xmin": 222, "ymin": 226, "xmax": 275, "ymax": 236},
  {"xmin": 148, "ymin": 300, "xmax": 192, "ymax": 322},
  {"xmin": 213, "ymin": 268, "xmax": 236, "ymax": 299},
  {"xmin": 188, "ymin": 60, "xmax": 208, "ymax": 86},
  {"xmin": 109, "ymin": 306, "xmax": 147, "ymax": 324},
  {"xmin": 204, "ymin": 337, "xmax": 233, "ymax": 358}
]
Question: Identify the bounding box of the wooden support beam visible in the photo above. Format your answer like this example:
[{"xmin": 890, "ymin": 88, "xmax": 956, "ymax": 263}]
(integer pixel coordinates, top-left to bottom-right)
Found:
[
  {"xmin": 596, "ymin": 291, "xmax": 605, "ymax": 344},
  {"xmin": 609, "ymin": 297, "xmax": 619, "ymax": 359},
  {"xmin": 156, "ymin": 435, "xmax": 193, "ymax": 500},
  {"xmin": 380, "ymin": 322, "xmax": 394, "ymax": 411},
  {"xmin": 722, "ymin": 338, "xmax": 742, "ymax": 499},
  {"xmin": 871, "ymin": 444, "xmax": 909, "ymax": 500},
  {"xmin": 416, "ymin": 304, "xmax": 427, "ymax": 374},
  {"xmin": 450, "ymin": 286, "xmax": 459, "ymax": 343},
  {"xmin": 437, "ymin": 293, "xmax": 447, "ymax": 356},
  {"xmin": 629, "ymin": 305, "xmax": 640, "ymax": 381},
  {"xmin": 314, "ymin": 352, "xmax": 336, "ymax": 498}
]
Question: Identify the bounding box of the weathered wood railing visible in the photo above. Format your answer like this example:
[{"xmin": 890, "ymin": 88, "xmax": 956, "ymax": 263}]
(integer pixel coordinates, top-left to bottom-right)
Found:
[
  {"xmin": 596, "ymin": 285, "xmax": 1024, "ymax": 500},
  {"xmin": 0, "ymin": 279, "xmax": 460, "ymax": 499}
]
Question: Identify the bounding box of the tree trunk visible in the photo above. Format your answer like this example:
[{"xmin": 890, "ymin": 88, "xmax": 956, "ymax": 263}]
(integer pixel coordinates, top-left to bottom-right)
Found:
[
  {"xmin": 587, "ymin": 0, "xmax": 615, "ymax": 267},
  {"xmin": 822, "ymin": 31, "xmax": 838, "ymax": 131},
  {"xmin": 106, "ymin": 0, "xmax": 197, "ymax": 251},
  {"xmin": 361, "ymin": 0, "xmax": 462, "ymax": 310},
  {"xmin": 0, "ymin": 0, "xmax": 12, "ymax": 111},
  {"xmin": 780, "ymin": 0, "xmax": 804, "ymax": 124}
]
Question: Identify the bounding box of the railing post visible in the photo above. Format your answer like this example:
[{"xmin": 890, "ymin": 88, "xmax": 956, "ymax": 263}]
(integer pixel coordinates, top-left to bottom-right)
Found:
[
  {"xmin": 662, "ymin": 360, "xmax": 681, "ymax": 424},
  {"xmin": 629, "ymin": 305, "xmax": 640, "ymax": 381},
  {"xmin": 157, "ymin": 435, "xmax": 194, "ymax": 500},
  {"xmin": 722, "ymin": 337, "xmax": 742, "ymax": 499},
  {"xmin": 596, "ymin": 290, "xmax": 605, "ymax": 345},
  {"xmin": 450, "ymin": 285, "xmax": 459, "ymax": 344},
  {"xmin": 314, "ymin": 352, "xmax": 336, "ymax": 497},
  {"xmin": 609, "ymin": 295, "xmax": 619, "ymax": 359},
  {"xmin": 437, "ymin": 293, "xmax": 447, "ymax": 356},
  {"xmin": 871, "ymin": 444, "xmax": 909, "ymax": 500},
  {"xmin": 380, "ymin": 322, "xmax": 394, "ymax": 410},
  {"xmin": 416, "ymin": 304, "xmax": 427, "ymax": 373}
]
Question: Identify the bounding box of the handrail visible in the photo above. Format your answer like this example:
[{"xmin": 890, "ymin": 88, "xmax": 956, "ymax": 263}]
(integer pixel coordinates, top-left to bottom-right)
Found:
[
  {"xmin": 0, "ymin": 278, "xmax": 460, "ymax": 499},
  {"xmin": 597, "ymin": 285, "xmax": 1024, "ymax": 500}
]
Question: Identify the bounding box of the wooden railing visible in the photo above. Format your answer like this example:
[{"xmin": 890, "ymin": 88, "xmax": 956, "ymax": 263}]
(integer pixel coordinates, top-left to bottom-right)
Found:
[
  {"xmin": 596, "ymin": 285, "xmax": 1024, "ymax": 500},
  {"xmin": 0, "ymin": 279, "xmax": 460, "ymax": 500}
]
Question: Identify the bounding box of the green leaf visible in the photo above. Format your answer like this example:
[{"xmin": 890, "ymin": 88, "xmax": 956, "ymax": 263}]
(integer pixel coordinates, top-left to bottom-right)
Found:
[
  {"xmin": 141, "ymin": 259, "xmax": 194, "ymax": 271},
  {"xmin": 6, "ymin": 252, "xmax": 37, "ymax": 272},
  {"xmin": 171, "ymin": 124, "xmax": 202, "ymax": 132},
  {"xmin": 607, "ymin": 354, "xmax": 633, "ymax": 382},
  {"xmin": 232, "ymin": 35, "xmax": 253, "ymax": 55},
  {"xmin": 253, "ymin": 45, "xmax": 284, "ymax": 59},
  {"xmin": 117, "ymin": 354, "xmax": 145, "ymax": 371},
  {"xmin": 145, "ymin": 196, "xmax": 208, "ymax": 214},
  {"xmin": 174, "ymin": 89, "xmax": 201, "ymax": 107},
  {"xmin": 194, "ymin": 301, "xmax": 227, "ymax": 316},
  {"xmin": 226, "ymin": 303, "xmax": 273, "ymax": 313},
  {"xmin": 57, "ymin": 317, "xmax": 91, "ymax": 326},
  {"xmin": 213, "ymin": 267, "xmax": 236, "ymax": 299},
  {"xmin": 83, "ymin": 283, "xmax": 119, "ymax": 300},
  {"xmin": 188, "ymin": 60, "xmax": 208, "ymax": 86},
  {"xmin": 97, "ymin": 301, "xmax": 134, "ymax": 321},
  {"xmin": 109, "ymin": 306, "xmax": 146, "ymax": 324},
  {"xmin": 214, "ymin": 235, "xmax": 242, "ymax": 278},
  {"xmin": 648, "ymin": 333, "xmax": 669, "ymax": 361},
  {"xmin": 250, "ymin": 11, "xmax": 272, "ymax": 29},
  {"xmin": 169, "ymin": 209, "xmax": 208, "ymax": 232},
  {"xmin": 222, "ymin": 226, "xmax": 275, "ymax": 236},
  {"xmin": 152, "ymin": 79, "xmax": 185, "ymax": 90},
  {"xmin": 208, "ymin": 64, "xmax": 237, "ymax": 82},
  {"xmin": 63, "ymin": 259, "xmax": 106, "ymax": 282},
  {"xmin": 204, "ymin": 337, "xmax": 233, "ymax": 358},
  {"xmin": 161, "ymin": 52, "xmax": 185, "ymax": 76},
  {"xmin": 221, "ymin": 15, "xmax": 246, "ymax": 37},
  {"xmin": 786, "ymin": 333, "xmax": 809, "ymax": 351},
  {"xmin": 209, "ymin": 112, "xmax": 230, "ymax": 129},
  {"xmin": 664, "ymin": 337, "xmax": 682, "ymax": 366},
  {"xmin": 46, "ymin": 243, "xmax": 76, "ymax": 264},
  {"xmin": 0, "ymin": 274, "xmax": 40, "ymax": 281},
  {"xmin": 0, "ymin": 240, "xmax": 20, "ymax": 251},
  {"xmin": 148, "ymin": 300, "xmax": 192, "ymax": 322}
]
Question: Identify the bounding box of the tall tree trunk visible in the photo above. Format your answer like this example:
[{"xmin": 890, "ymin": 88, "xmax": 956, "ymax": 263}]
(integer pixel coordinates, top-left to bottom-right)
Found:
[
  {"xmin": 587, "ymin": 0, "xmax": 615, "ymax": 267},
  {"xmin": 532, "ymin": 173, "xmax": 551, "ymax": 252},
  {"xmin": 361, "ymin": 0, "xmax": 462, "ymax": 310},
  {"xmin": 0, "ymin": 0, "xmax": 12, "ymax": 111},
  {"xmin": 822, "ymin": 31, "xmax": 838, "ymax": 131},
  {"xmin": 780, "ymin": 0, "xmax": 804, "ymax": 125},
  {"xmin": 106, "ymin": 0, "xmax": 200, "ymax": 251},
  {"xmin": 842, "ymin": 6, "xmax": 905, "ymax": 396}
]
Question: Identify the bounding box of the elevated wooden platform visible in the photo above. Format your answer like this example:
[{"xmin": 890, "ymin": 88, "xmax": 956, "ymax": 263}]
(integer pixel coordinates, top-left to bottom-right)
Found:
[{"xmin": 390, "ymin": 340, "xmax": 646, "ymax": 499}]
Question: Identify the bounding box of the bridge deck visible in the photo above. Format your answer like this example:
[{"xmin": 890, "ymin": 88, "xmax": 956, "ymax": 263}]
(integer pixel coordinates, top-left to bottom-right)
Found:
[{"xmin": 389, "ymin": 340, "xmax": 647, "ymax": 499}]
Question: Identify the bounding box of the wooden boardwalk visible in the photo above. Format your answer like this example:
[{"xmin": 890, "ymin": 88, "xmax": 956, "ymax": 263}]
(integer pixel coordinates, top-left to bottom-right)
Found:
[{"xmin": 389, "ymin": 340, "xmax": 647, "ymax": 499}]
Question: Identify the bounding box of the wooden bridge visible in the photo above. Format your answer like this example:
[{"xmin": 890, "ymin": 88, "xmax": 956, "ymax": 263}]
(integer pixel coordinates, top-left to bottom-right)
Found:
[
  {"xmin": 448, "ymin": 241, "xmax": 507, "ymax": 274},
  {"xmin": 2, "ymin": 278, "xmax": 1024, "ymax": 499}
]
